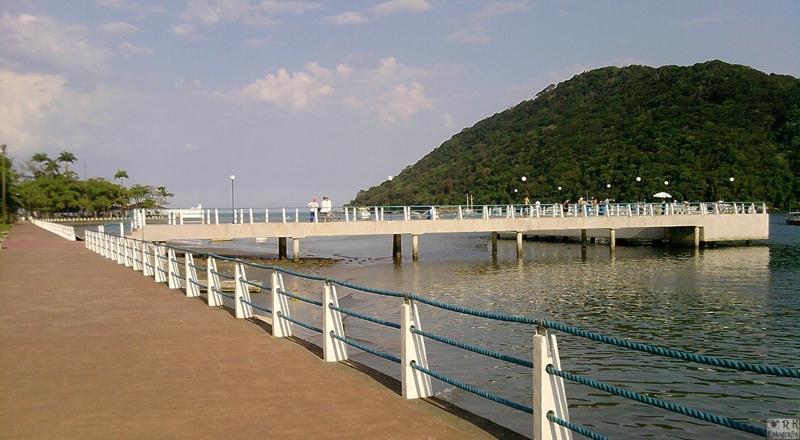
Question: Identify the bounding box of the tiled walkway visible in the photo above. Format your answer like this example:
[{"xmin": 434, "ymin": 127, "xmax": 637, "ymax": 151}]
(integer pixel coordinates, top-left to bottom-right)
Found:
[{"xmin": 0, "ymin": 224, "xmax": 499, "ymax": 439}]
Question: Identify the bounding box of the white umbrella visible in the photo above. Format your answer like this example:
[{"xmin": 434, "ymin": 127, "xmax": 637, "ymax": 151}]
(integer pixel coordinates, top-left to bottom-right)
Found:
[{"xmin": 652, "ymin": 192, "xmax": 672, "ymax": 199}]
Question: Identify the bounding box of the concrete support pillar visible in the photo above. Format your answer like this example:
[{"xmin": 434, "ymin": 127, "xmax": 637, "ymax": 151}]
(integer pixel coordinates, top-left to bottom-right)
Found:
[
  {"xmin": 392, "ymin": 234, "xmax": 402, "ymax": 261},
  {"xmin": 292, "ymin": 237, "xmax": 300, "ymax": 262},
  {"xmin": 411, "ymin": 234, "xmax": 419, "ymax": 261},
  {"xmin": 491, "ymin": 232, "xmax": 498, "ymax": 257},
  {"xmin": 278, "ymin": 237, "xmax": 287, "ymax": 260},
  {"xmin": 694, "ymin": 226, "xmax": 701, "ymax": 249},
  {"xmin": 609, "ymin": 228, "xmax": 616, "ymax": 252},
  {"xmin": 516, "ymin": 231, "xmax": 523, "ymax": 259},
  {"xmin": 581, "ymin": 229, "xmax": 587, "ymax": 247},
  {"xmin": 664, "ymin": 227, "xmax": 672, "ymax": 244}
]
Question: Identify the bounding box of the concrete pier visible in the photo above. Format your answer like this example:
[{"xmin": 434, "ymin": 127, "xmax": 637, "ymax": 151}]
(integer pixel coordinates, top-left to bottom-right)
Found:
[
  {"xmin": 278, "ymin": 237, "xmax": 287, "ymax": 259},
  {"xmin": 393, "ymin": 234, "xmax": 402, "ymax": 261},
  {"xmin": 292, "ymin": 237, "xmax": 300, "ymax": 262},
  {"xmin": 609, "ymin": 229, "xmax": 616, "ymax": 252},
  {"xmin": 411, "ymin": 234, "xmax": 420, "ymax": 261},
  {"xmin": 491, "ymin": 232, "xmax": 498, "ymax": 257},
  {"xmin": 581, "ymin": 229, "xmax": 587, "ymax": 247},
  {"xmin": 516, "ymin": 231, "xmax": 523, "ymax": 259},
  {"xmin": 0, "ymin": 224, "xmax": 499, "ymax": 439}
]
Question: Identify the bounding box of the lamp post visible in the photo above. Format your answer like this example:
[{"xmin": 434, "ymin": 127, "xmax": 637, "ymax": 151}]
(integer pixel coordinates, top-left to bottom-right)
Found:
[
  {"xmin": 635, "ymin": 176, "xmax": 641, "ymax": 202},
  {"xmin": 729, "ymin": 177, "xmax": 735, "ymax": 200},
  {"xmin": 230, "ymin": 174, "xmax": 236, "ymax": 224},
  {"xmin": 1, "ymin": 144, "xmax": 7, "ymax": 223}
]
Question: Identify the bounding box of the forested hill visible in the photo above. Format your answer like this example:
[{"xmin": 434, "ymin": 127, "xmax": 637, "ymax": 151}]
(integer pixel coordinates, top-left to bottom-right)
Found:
[{"xmin": 352, "ymin": 61, "xmax": 799, "ymax": 209}]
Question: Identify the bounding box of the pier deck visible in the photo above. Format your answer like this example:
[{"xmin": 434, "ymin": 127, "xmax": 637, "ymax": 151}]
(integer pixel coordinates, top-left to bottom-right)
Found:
[{"xmin": 0, "ymin": 224, "xmax": 497, "ymax": 439}]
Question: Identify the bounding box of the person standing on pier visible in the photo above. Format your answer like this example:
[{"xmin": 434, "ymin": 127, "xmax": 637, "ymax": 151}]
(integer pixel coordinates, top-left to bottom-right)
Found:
[
  {"xmin": 320, "ymin": 196, "xmax": 333, "ymax": 222},
  {"xmin": 307, "ymin": 198, "xmax": 319, "ymax": 222}
]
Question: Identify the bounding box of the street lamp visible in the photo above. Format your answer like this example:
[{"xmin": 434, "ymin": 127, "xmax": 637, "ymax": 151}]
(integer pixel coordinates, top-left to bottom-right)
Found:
[
  {"xmin": 635, "ymin": 176, "xmax": 642, "ymax": 202},
  {"xmin": 1, "ymin": 144, "xmax": 7, "ymax": 223},
  {"xmin": 521, "ymin": 176, "xmax": 527, "ymax": 182},
  {"xmin": 729, "ymin": 176, "xmax": 735, "ymax": 200},
  {"xmin": 230, "ymin": 174, "xmax": 236, "ymax": 224}
]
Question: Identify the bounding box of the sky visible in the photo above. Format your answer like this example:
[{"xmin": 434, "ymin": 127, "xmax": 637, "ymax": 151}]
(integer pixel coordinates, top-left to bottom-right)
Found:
[{"xmin": 1, "ymin": 0, "xmax": 798, "ymax": 208}]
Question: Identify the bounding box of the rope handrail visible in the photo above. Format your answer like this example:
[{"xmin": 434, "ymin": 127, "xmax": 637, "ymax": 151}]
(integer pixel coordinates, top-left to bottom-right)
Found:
[
  {"xmin": 330, "ymin": 332, "xmax": 401, "ymax": 363},
  {"xmin": 546, "ymin": 411, "xmax": 608, "ymax": 440},
  {"xmin": 278, "ymin": 288, "xmax": 322, "ymax": 307},
  {"xmin": 410, "ymin": 361, "xmax": 533, "ymax": 414},
  {"xmin": 276, "ymin": 311, "xmax": 322, "ymax": 333},
  {"xmin": 239, "ymin": 297, "xmax": 271, "ymax": 314},
  {"xmin": 329, "ymin": 304, "xmax": 401, "ymax": 329},
  {"xmin": 546, "ymin": 365, "xmax": 766, "ymax": 436},
  {"xmin": 188, "ymin": 279, "xmax": 206, "ymax": 288},
  {"xmin": 210, "ymin": 286, "xmax": 234, "ymax": 300},
  {"xmin": 189, "ymin": 263, "xmax": 208, "ymax": 271},
  {"xmin": 411, "ymin": 326, "xmax": 532, "ymax": 368},
  {"xmin": 209, "ymin": 270, "xmax": 235, "ymax": 280},
  {"xmin": 240, "ymin": 278, "xmax": 271, "ymax": 291},
  {"xmin": 96, "ymin": 232, "xmax": 800, "ymax": 379},
  {"xmin": 540, "ymin": 320, "xmax": 800, "ymax": 378}
]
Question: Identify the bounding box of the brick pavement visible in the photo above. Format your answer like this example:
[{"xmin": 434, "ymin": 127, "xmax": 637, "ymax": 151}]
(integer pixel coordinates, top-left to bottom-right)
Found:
[{"xmin": 0, "ymin": 224, "xmax": 506, "ymax": 439}]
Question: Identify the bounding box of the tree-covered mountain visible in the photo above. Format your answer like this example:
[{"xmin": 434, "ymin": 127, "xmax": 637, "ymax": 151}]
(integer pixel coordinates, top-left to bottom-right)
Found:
[{"xmin": 352, "ymin": 61, "xmax": 799, "ymax": 209}]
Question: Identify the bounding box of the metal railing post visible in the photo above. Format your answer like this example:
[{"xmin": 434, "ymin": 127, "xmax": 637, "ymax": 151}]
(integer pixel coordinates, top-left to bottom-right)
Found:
[
  {"xmin": 215, "ymin": 208, "xmax": 219, "ymax": 224},
  {"xmin": 401, "ymin": 298, "xmax": 433, "ymax": 399},
  {"xmin": 271, "ymin": 270, "xmax": 292, "ymax": 337},
  {"xmin": 323, "ymin": 281, "xmax": 348, "ymax": 362},
  {"xmin": 533, "ymin": 326, "xmax": 572, "ymax": 440},
  {"xmin": 206, "ymin": 257, "xmax": 222, "ymax": 307},
  {"xmin": 265, "ymin": 208, "xmax": 269, "ymax": 223},
  {"xmin": 185, "ymin": 252, "xmax": 200, "ymax": 297},
  {"xmin": 167, "ymin": 248, "xmax": 180, "ymax": 289},
  {"xmin": 249, "ymin": 208, "xmax": 254, "ymax": 224},
  {"xmin": 282, "ymin": 208, "xmax": 287, "ymax": 223},
  {"xmin": 234, "ymin": 262, "xmax": 253, "ymax": 319}
]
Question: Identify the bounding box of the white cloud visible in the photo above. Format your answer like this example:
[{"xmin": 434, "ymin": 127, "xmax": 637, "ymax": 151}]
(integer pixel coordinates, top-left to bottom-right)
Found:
[
  {"xmin": 119, "ymin": 40, "xmax": 153, "ymax": 57},
  {"xmin": 95, "ymin": 0, "xmax": 167, "ymax": 15},
  {"xmin": 322, "ymin": 11, "xmax": 370, "ymax": 25},
  {"xmin": 446, "ymin": 28, "xmax": 489, "ymax": 45},
  {"xmin": 100, "ymin": 21, "xmax": 139, "ymax": 35},
  {"xmin": 342, "ymin": 95, "xmax": 365, "ymax": 110},
  {"xmin": 0, "ymin": 69, "xmax": 137, "ymax": 155},
  {"xmin": 336, "ymin": 64, "xmax": 353, "ymax": 78},
  {"xmin": 441, "ymin": 112, "xmax": 454, "ymax": 130},
  {"xmin": 376, "ymin": 82, "xmax": 432, "ymax": 123},
  {"xmin": 473, "ymin": 1, "xmax": 528, "ymax": 19},
  {"xmin": 0, "ymin": 14, "xmax": 110, "ymax": 75},
  {"xmin": 0, "ymin": 70, "xmax": 66, "ymax": 151},
  {"xmin": 171, "ymin": 23, "xmax": 200, "ymax": 40},
  {"xmin": 238, "ymin": 67, "xmax": 334, "ymax": 110},
  {"xmin": 372, "ymin": 0, "xmax": 431, "ymax": 15},
  {"xmin": 178, "ymin": 0, "xmax": 319, "ymax": 28}
]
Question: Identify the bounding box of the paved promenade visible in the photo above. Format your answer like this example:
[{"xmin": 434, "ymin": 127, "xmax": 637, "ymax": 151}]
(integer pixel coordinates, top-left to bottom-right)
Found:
[{"xmin": 0, "ymin": 224, "xmax": 499, "ymax": 439}]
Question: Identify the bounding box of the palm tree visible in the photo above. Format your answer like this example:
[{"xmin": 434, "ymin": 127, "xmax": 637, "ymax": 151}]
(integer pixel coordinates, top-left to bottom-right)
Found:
[
  {"xmin": 57, "ymin": 151, "xmax": 77, "ymax": 174},
  {"xmin": 113, "ymin": 170, "xmax": 129, "ymax": 183}
]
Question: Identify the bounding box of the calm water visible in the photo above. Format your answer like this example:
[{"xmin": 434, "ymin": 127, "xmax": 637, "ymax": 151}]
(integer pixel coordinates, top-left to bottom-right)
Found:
[{"xmin": 133, "ymin": 215, "xmax": 797, "ymax": 438}]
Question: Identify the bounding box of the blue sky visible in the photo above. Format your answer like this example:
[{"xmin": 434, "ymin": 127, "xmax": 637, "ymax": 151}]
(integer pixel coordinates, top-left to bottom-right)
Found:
[{"xmin": 1, "ymin": 0, "xmax": 798, "ymax": 207}]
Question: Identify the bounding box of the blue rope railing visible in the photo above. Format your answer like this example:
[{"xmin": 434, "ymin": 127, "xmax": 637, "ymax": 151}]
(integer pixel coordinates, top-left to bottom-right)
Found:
[
  {"xmin": 276, "ymin": 311, "xmax": 322, "ymax": 333},
  {"xmin": 410, "ymin": 361, "xmax": 533, "ymax": 414},
  {"xmin": 330, "ymin": 332, "xmax": 401, "ymax": 363},
  {"xmin": 547, "ymin": 411, "xmax": 608, "ymax": 440},
  {"xmin": 239, "ymin": 297, "xmax": 271, "ymax": 314},
  {"xmin": 329, "ymin": 304, "xmax": 401, "ymax": 329},
  {"xmin": 209, "ymin": 270, "xmax": 235, "ymax": 280},
  {"xmin": 188, "ymin": 279, "xmax": 206, "ymax": 288},
  {"xmin": 189, "ymin": 263, "xmax": 207, "ymax": 271},
  {"xmin": 546, "ymin": 365, "xmax": 767, "ymax": 436},
  {"xmin": 539, "ymin": 320, "xmax": 800, "ymax": 379},
  {"xmin": 278, "ymin": 288, "xmax": 322, "ymax": 307},
  {"xmin": 241, "ymin": 279, "xmax": 271, "ymax": 291},
  {"xmin": 410, "ymin": 326, "xmax": 532, "ymax": 368},
  {"xmin": 210, "ymin": 286, "xmax": 234, "ymax": 300}
]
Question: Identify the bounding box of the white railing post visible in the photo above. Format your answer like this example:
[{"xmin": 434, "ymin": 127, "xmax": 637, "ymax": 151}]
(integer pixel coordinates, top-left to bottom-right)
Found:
[
  {"xmin": 401, "ymin": 298, "xmax": 433, "ymax": 399},
  {"xmin": 265, "ymin": 208, "xmax": 269, "ymax": 223},
  {"xmin": 143, "ymin": 242, "xmax": 154, "ymax": 277},
  {"xmin": 206, "ymin": 257, "xmax": 222, "ymax": 307},
  {"xmin": 133, "ymin": 240, "xmax": 142, "ymax": 271},
  {"xmin": 345, "ymin": 207, "xmax": 350, "ymax": 222},
  {"xmin": 116, "ymin": 236, "xmax": 125, "ymax": 264},
  {"xmin": 215, "ymin": 208, "xmax": 219, "ymax": 224},
  {"xmin": 185, "ymin": 252, "xmax": 200, "ymax": 297},
  {"xmin": 295, "ymin": 208, "xmax": 299, "ymax": 223},
  {"xmin": 374, "ymin": 206, "xmax": 379, "ymax": 222},
  {"xmin": 533, "ymin": 326, "xmax": 572, "ymax": 440},
  {"xmin": 431, "ymin": 206, "xmax": 437, "ymax": 220},
  {"xmin": 125, "ymin": 239, "xmax": 134, "ymax": 267},
  {"xmin": 249, "ymin": 208, "xmax": 254, "ymax": 224},
  {"xmin": 282, "ymin": 208, "xmax": 287, "ymax": 223},
  {"xmin": 154, "ymin": 244, "xmax": 167, "ymax": 283},
  {"xmin": 458, "ymin": 205, "xmax": 463, "ymax": 220},
  {"xmin": 483, "ymin": 205, "xmax": 489, "ymax": 219},
  {"xmin": 323, "ymin": 281, "xmax": 348, "ymax": 362},
  {"xmin": 234, "ymin": 262, "xmax": 253, "ymax": 319},
  {"xmin": 271, "ymin": 271, "xmax": 292, "ymax": 337},
  {"xmin": 167, "ymin": 248, "xmax": 180, "ymax": 289}
]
